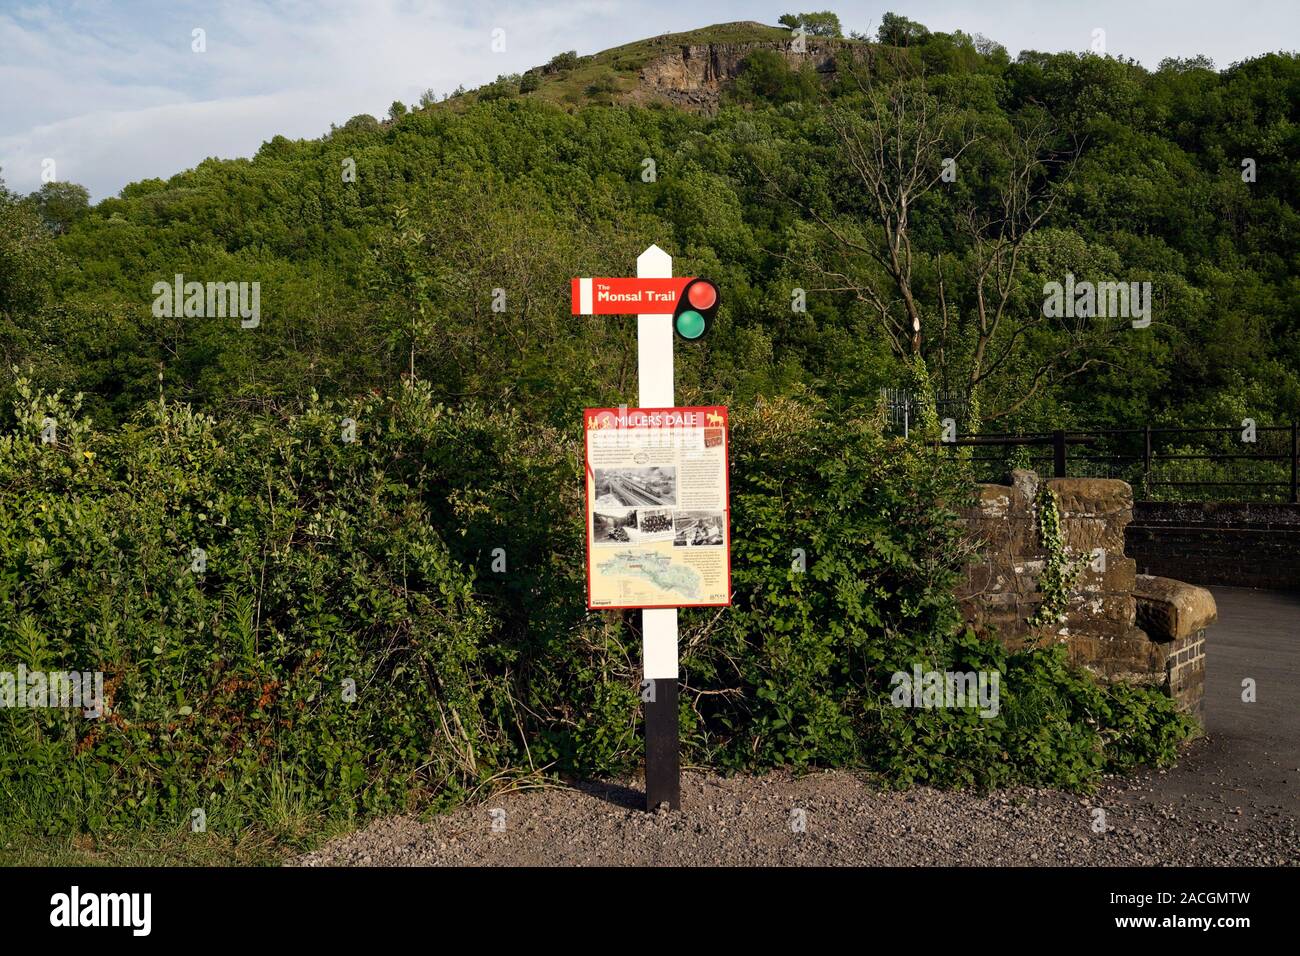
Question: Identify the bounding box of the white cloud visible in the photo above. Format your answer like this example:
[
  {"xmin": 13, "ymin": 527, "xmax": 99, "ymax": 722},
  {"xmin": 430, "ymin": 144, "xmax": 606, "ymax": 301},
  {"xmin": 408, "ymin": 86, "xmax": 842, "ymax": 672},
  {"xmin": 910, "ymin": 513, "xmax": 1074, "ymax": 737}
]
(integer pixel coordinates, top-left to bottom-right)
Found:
[
  {"xmin": 1, "ymin": 93, "xmax": 333, "ymax": 200},
  {"xmin": 1, "ymin": 0, "xmax": 1295, "ymax": 201},
  {"xmin": 0, "ymin": 0, "xmax": 618, "ymax": 199}
]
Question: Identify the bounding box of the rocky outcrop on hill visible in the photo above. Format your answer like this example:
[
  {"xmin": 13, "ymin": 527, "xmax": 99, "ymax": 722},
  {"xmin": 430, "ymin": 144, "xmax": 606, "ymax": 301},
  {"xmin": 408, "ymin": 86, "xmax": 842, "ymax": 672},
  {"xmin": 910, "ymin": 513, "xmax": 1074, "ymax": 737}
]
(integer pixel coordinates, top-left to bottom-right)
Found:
[{"xmin": 626, "ymin": 34, "xmax": 852, "ymax": 111}]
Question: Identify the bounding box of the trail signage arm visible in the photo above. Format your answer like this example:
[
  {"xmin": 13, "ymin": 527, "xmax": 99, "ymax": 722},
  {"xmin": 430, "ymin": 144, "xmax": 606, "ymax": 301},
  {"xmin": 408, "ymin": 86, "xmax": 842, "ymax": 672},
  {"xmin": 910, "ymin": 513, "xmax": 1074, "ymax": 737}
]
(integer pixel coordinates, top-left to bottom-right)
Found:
[{"xmin": 572, "ymin": 274, "xmax": 721, "ymax": 340}]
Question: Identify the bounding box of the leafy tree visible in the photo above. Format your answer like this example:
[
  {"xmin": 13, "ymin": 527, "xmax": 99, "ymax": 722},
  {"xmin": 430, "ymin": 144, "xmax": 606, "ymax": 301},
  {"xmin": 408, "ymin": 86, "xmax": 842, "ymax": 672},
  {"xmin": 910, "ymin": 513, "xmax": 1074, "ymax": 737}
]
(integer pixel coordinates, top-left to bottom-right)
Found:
[
  {"xmin": 369, "ymin": 205, "xmax": 435, "ymax": 380},
  {"xmin": 24, "ymin": 181, "xmax": 90, "ymax": 235},
  {"xmin": 341, "ymin": 113, "xmax": 381, "ymax": 133},
  {"xmin": 778, "ymin": 11, "xmax": 843, "ymax": 37},
  {"xmin": 878, "ymin": 11, "xmax": 931, "ymax": 46},
  {"xmin": 0, "ymin": 183, "xmax": 57, "ymax": 316},
  {"xmin": 972, "ymin": 33, "xmax": 1008, "ymax": 60},
  {"xmin": 1158, "ymin": 54, "xmax": 1215, "ymax": 73}
]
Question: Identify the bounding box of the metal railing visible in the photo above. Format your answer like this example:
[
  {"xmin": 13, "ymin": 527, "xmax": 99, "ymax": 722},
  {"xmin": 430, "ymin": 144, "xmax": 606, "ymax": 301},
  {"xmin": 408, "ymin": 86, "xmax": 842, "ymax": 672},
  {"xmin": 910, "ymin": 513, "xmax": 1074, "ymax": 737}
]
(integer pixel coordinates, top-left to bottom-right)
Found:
[
  {"xmin": 934, "ymin": 424, "xmax": 1300, "ymax": 503},
  {"xmin": 880, "ymin": 387, "xmax": 969, "ymax": 438}
]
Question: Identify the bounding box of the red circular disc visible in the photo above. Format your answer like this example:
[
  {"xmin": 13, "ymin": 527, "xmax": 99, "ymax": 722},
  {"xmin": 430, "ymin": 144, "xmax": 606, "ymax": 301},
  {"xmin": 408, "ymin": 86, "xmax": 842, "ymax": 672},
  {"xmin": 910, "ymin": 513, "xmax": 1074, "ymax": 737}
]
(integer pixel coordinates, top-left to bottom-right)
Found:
[{"xmin": 687, "ymin": 281, "xmax": 717, "ymax": 310}]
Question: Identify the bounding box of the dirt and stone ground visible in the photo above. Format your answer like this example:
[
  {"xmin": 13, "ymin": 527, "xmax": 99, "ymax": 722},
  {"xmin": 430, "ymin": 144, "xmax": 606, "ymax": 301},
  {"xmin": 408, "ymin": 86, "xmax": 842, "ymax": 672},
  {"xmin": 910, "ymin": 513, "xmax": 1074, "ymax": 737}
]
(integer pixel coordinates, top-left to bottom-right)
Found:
[{"xmin": 296, "ymin": 587, "xmax": 1299, "ymax": 867}]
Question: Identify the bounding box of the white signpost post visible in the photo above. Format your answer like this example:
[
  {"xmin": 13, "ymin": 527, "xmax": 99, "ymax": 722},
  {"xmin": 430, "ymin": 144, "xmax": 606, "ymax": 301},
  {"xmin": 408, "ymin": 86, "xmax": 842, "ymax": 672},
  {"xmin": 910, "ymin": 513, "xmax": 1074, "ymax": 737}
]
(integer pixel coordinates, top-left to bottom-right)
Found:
[
  {"xmin": 574, "ymin": 244, "xmax": 728, "ymax": 811},
  {"xmin": 636, "ymin": 244, "xmax": 680, "ymax": 810}
]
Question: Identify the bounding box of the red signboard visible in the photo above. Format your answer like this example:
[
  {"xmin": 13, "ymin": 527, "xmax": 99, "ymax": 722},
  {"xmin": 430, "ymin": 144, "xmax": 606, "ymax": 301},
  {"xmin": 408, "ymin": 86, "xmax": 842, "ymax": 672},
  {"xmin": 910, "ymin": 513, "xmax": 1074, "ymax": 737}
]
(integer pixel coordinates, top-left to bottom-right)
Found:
[{"xmin": 571, "ymin": 277, "xmax": 697, "ymax": 315}]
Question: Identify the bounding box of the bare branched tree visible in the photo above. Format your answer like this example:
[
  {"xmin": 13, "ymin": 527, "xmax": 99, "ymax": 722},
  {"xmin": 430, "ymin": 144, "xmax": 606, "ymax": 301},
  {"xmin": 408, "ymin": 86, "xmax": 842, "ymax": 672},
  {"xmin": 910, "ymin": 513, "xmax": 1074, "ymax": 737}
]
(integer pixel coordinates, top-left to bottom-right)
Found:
[
  {"xmin": 761, "ymin": 69, "xmax": 975, "ymax": 359},
  {"xmin": 759, "ymin": 58, "xmax": 1129, "ymax": 426}
]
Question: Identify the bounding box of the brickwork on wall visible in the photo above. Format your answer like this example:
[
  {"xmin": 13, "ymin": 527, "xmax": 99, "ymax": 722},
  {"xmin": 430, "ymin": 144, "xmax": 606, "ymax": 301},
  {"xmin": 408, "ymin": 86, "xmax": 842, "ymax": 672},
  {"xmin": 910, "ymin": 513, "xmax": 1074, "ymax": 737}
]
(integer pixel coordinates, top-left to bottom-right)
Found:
[
  {"xmin": 1127, "ymin": 501, "xmax": 1300, "ymax": 590},
  {"xmin": 957, "ymin": 470, "xmax": 1216, "ymax": 723},
  {"xmin": 1166, "ymin": 628, "xmax": 1208, "ymax": 722}
]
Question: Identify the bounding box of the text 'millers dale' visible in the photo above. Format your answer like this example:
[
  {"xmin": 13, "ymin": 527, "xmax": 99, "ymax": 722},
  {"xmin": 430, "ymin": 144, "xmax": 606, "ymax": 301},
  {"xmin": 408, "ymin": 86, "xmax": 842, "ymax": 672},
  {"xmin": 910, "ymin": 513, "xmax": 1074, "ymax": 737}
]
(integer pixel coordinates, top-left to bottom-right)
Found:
[{"xmin": 584, "ymin": 406, "xmax": 732, "ymax": 609}]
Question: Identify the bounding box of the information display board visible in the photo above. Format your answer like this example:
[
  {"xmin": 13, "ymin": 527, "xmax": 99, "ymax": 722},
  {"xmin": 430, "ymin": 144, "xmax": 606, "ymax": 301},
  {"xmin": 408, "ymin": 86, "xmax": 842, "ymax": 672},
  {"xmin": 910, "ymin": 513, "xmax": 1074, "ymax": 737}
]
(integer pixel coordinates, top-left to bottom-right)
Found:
[{"xmin": 584, "ymin": 406, "xmax": 731, "ymax": 609}]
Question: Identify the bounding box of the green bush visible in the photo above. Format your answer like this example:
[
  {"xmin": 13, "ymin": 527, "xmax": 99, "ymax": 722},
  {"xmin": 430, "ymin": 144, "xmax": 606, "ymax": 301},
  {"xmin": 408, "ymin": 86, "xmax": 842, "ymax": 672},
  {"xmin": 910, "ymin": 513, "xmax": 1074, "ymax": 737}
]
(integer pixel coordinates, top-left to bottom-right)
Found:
[
  {"xmin": 686, "ymin": 398, "xmax": 1194, "ymax": 787},
  {"xmin": 478, "ymin": 74, "xmax": 520, "ymax": 102},
  {"xmin": 547, "ymin": 51, "xmax": 580, "ymax": 72},
  {"xmin": 0, "ymin": 380, "xmax": 518, "ymax": 836},
  {"xmin": 730, "ymin": 50, "xmax": 820, "ymax": 104},
  {"xmin": 0, "ymin": 384, "xmax": 1194, "ymax": 842},
  {"xmin": 584, "ymin": 76, "xmax": 618, "ymax": 96}
]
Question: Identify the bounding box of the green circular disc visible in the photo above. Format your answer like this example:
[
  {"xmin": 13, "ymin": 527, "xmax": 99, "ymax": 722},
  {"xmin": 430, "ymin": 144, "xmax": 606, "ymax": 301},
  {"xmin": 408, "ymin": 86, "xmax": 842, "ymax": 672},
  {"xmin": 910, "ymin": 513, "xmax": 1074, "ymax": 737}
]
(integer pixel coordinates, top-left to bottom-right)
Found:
[{"xmin": 676, "ymin": 309, "xmax": 706, "ymax": 339}]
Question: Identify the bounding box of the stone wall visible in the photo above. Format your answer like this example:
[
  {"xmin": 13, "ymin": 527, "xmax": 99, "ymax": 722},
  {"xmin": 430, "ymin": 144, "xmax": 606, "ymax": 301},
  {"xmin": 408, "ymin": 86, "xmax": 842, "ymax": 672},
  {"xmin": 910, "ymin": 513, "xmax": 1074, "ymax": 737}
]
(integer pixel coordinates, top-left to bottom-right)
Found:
[
  {"xmin": 957, "ymin": 470, "xmax": 1215, "ymax": 721},
  {"xmin": 1133, "ymin": 574, "xmax": 1213, "ymax": 720},
  {"xmin": 1127, "ymin": 501, "xmax": 1300, "ymax": 590},
  {"xmin": 956, "ymin": 470, "xmax": 1140, "ymax": 650}
]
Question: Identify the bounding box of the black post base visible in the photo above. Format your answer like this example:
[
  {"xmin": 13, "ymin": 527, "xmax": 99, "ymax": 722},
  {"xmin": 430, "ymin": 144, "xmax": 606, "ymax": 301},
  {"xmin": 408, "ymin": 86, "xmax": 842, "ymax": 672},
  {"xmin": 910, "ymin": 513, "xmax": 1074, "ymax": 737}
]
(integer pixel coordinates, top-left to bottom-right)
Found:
[{"xmin": 645, "ymin": 677, "xmax": 680, "ymax": 811}]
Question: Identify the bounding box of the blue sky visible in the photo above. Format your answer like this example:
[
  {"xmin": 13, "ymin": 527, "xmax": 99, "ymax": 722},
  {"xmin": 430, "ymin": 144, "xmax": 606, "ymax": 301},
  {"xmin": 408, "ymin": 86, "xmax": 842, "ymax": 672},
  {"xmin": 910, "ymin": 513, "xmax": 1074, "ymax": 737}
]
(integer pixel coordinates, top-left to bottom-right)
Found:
[{"xmin": 2, "ymin": 0, "xmax": 1296, "ymax": 201}]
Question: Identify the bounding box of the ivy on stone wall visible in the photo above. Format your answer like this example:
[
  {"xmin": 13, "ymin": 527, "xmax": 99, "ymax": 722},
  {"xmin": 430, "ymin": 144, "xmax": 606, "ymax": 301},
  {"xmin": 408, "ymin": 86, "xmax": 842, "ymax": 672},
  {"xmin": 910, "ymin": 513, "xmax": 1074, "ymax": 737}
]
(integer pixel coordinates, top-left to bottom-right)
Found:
[{"xmin": 1028, "ymin": 486, "xmax": 1088, "ymax": 632}]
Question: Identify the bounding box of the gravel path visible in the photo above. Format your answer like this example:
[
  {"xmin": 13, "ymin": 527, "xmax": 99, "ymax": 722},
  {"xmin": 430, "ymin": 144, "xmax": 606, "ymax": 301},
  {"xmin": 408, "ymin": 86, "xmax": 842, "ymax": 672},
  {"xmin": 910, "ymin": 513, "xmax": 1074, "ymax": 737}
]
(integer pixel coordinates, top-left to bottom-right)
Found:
[
  {"xmin": 297, "ymin": 587, "xmax": 1298, "ymax": 867},
  {"xmin": 294, "ymin": 754, "xmax": 1298, "ymax": 867}
]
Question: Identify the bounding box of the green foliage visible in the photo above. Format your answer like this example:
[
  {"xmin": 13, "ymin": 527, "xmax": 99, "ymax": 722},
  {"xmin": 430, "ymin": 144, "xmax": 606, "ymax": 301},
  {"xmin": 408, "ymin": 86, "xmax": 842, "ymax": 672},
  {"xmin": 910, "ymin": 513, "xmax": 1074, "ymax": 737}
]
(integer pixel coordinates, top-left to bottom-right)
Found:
[
  {"xmin": 0, "ymin": 389, "xmax": 1193, "ymax": 840},
  {"xmin": 479, "ymin": 75, "xmax": 521, "ymax": 102},
  {"xmin": 0, "ymin": 380, "xmax": 519, "ymax": 834},
  {"xmin": 731, "ymin": 50, "xmax": 820, "ymax": 104},
  {"xmin": 688, "ymin": 400, "xmax": 1193, "ymax": 786},
  {"xmin": 878, "ymin": 12, "xmax": 931, "ymax": 47},
  {"xmin": 995, "ymin": 642, "xmax": 1194, "ymax": 788},
  {"xmin": 0, "ymin": 185, "xmax": 59, "ymax": 315},
  {"xmin": 340, "ymin": 114, "xmax": 381, "ymax": 133},
  {"xmin": 2, "ymin": 33, "xmax": 1295, "ymax": 438},
  {"xmin": 0, "ymin": 20, "xmax": 1259, "ymax": 843},
  {"xmin": 547, "ymin": 51, "xmax": 580, "ymax": 72},
  {"xmin": 777, "ymin": 12, "xmax": 843, "ymax": 37},
  {"xmin": 24, "ymin": 182, "xmax": 91, "ymax": 236}
]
